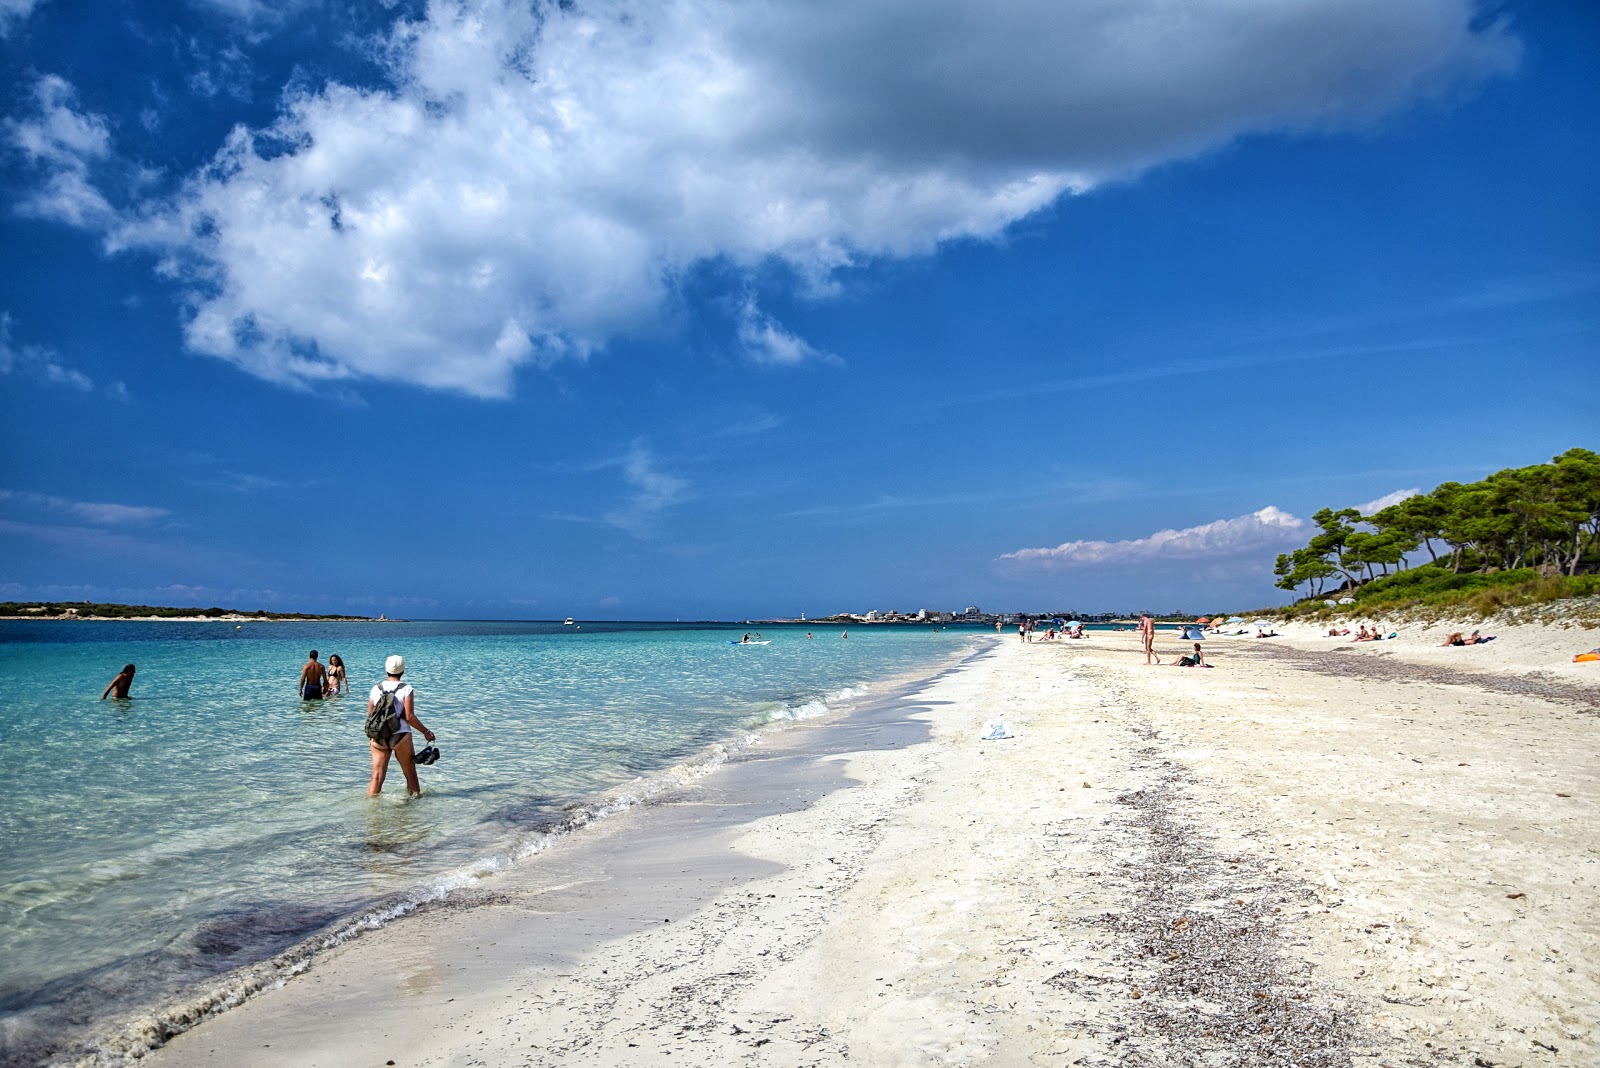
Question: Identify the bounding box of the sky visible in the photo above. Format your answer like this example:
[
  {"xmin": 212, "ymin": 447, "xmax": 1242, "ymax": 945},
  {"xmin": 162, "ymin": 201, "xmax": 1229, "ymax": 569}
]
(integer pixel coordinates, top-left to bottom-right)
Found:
[{"xmin": 0, "ymin": 0, "xmax": 1595, "ymax": 620}]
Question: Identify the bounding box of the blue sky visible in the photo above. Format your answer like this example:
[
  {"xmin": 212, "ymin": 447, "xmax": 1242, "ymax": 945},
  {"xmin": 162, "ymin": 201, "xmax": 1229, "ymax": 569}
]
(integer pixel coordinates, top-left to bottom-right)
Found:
[{"xmin": 1, "ymin": 0, "xmax": 1595, "ymax": 620}]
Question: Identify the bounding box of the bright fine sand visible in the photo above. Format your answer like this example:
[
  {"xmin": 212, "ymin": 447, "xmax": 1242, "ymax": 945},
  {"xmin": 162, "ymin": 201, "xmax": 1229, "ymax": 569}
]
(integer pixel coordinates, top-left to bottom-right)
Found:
[{"xmin": 132, "ymin": 624, "xmax": 1598, "ymax": 1068}]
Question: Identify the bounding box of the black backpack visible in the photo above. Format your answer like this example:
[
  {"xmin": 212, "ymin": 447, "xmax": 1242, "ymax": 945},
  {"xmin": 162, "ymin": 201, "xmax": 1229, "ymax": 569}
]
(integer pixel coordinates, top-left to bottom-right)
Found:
[{"xmin": 366, "ymin": 682, "xmax": 403, "ymax": 745}]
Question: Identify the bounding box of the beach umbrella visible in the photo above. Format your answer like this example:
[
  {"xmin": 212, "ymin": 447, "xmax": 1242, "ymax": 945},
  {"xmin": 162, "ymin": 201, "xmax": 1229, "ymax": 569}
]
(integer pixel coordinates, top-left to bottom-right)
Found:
[
  {"xmin": 1065, "ymin": 620, "xmax": 1081, "ymax": 628},
  {"xmin": 1226, "ymin": 616, "xmax": 1244, "ymax": 623},
  {"xmin": 1196, "ymin": 617, "xmax": 1210, "ymax": 623}
]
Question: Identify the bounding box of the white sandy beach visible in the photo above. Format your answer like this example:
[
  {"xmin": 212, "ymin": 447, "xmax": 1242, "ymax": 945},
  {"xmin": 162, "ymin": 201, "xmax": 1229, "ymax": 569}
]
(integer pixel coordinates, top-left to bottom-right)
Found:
[{"xmin": 121, "ymin": 621, "xmax": 1598, "ymax": 1068}]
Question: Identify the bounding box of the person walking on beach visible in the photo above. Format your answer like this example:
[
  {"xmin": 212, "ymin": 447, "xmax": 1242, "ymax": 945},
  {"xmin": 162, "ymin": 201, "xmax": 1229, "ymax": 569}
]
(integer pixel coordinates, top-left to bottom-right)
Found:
[
  {"xmin": 101, "ymin": 663, "xmax": 135, "ymax": 699},
  {"xmin": 1139, "ymin": 613, "xmax": 1160, "ymax": 665},
  {"xmin": 298, "ymin": 650, "xmax": 328, "ymax": 700},
  {"xmin": 368, "ymin": 654, "xmax": 436, "ymax": 797}
]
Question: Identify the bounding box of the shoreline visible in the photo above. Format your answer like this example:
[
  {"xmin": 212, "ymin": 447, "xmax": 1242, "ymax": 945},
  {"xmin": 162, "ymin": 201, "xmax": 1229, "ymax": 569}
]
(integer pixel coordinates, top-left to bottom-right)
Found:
[
  {"xmin": 47, "ymin": 641, "xmax": 987, "ymax": 1068},
  {"xmin": 94, "ymin": 626, "xmax": 1600, "ymax": 1066},
  {"xmin": 0, "ymin": 615, "xmax": 380, "ymax": 623}
]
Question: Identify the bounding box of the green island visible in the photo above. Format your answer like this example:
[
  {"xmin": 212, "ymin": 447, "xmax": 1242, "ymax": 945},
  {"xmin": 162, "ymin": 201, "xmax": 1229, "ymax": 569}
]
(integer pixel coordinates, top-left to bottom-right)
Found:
[
  {"xmin": 0, "ymin": 602, "xmax": 377, "ymax": 621},
  {"xmin": 1269, "ymin": 447, "xmax": 1600, "ymax": 620}
]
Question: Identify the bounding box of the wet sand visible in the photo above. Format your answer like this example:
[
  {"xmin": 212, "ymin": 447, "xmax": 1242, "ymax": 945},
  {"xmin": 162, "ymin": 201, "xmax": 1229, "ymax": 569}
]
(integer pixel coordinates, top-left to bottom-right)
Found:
[{"xmin": 127, "ymin": 625, "xmax": 1598, "ymax": 1067}]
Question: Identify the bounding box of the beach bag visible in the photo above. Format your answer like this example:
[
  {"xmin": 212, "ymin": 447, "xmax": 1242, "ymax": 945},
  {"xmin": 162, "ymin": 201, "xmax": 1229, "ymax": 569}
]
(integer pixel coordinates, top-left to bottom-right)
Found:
[{"xmin": 366, "ymin": 682, "xmax": 403, "ymax": 745}]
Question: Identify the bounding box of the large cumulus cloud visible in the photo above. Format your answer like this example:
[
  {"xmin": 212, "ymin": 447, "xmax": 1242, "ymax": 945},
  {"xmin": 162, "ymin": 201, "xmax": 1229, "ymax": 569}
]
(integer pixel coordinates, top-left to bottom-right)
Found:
[{"xmin": 31, "ymin": 0, "xmax": 1518, "ymax": 395}]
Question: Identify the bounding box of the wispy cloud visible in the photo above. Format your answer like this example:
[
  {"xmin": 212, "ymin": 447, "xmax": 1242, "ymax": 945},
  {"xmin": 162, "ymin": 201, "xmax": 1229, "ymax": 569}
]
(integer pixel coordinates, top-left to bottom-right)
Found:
[
  {"xmin": 1000, "ymin": 506, "xmax": 1307, "ymax": 569},
  {"xmin": 0, "ymin": 312, "xmax": 93, "ymax": 391},
  {"xmin": 602, "ymin": 443, "xmax": 689, "ymax": 536},
  {"xmin": 4, "ymin": 76, "xmax": 116, "ymax": 227},
  {"xmin": 737, "ymin": 299, "xmax": 836, "ymax": 368},
  {"xmin": 705, "ymin": 411, "xmax": 785, "ymax": 439},
  {"xmin": 0, "ymin": 489, "xmax": 169, "ymax": 524},
  {"xmin": 791, "ymin": 478, "xmax": 1135, "ymax": 522},
  {"xmin": 0, "ymin": 0, "xmax": 46, "ymax": 38}
]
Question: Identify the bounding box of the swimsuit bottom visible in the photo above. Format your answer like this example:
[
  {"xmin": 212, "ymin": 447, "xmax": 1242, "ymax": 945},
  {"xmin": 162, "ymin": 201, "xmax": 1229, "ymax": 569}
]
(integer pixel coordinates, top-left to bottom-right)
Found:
[{"xmin": 301, "ymin": 682, "xmax": 326, "ymax": 699}]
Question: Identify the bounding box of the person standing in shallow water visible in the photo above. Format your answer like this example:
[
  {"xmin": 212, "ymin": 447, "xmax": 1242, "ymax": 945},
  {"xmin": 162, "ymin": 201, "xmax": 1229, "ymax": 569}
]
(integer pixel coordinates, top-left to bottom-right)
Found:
[
  {"xmin": 101, "ymin": 663, "xmax": 135, "ymax": 699},
  {"xmin": 298, "ymin": 650, "xmax": 328, "ymax": 700},
  {"xmin": 368, "ymin": 654, "xmax": 435, "ymax": 797},
  {"xmin": 325, "ymin": 653, "xmax": 347, "ymax": 695}
]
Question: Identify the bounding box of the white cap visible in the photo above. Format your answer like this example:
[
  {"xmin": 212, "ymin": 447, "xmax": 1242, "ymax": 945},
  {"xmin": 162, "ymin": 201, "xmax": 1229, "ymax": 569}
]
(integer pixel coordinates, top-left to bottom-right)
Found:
[{"xmin": 385, "ymin": 654, "xmax": 405, "ymax": 676}]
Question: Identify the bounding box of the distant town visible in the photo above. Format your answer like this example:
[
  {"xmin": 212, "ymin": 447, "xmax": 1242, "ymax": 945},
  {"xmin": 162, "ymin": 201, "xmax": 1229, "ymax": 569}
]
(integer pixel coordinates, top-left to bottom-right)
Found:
[{"xmin": 785, "ymin": 608, "xmax": 1180, "ymax": 626}]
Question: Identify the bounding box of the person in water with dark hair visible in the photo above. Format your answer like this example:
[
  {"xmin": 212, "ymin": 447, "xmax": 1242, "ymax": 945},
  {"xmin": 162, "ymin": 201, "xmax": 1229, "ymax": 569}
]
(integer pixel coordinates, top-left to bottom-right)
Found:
[
  {"xmin": 325, "ymin": 653, "xmax": 348, "ymax": 696},
  {"xmin": 101, "ymin": 664, "xmax": 136, "ymax": 699},
  {"xmin": 298, "ymin": 650, "xmax": 328, "ymax": 699}
]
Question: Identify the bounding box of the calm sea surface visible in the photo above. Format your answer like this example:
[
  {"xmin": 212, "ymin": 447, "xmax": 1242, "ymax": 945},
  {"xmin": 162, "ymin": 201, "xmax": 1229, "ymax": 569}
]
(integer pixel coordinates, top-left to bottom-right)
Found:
[{"xmin": 0, "ymin": 618, "xmax": 989, "ymax": 1064}]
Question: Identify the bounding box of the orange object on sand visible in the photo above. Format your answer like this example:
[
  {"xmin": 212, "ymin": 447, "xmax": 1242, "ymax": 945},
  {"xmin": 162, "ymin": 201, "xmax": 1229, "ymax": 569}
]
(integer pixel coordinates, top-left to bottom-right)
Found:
[{"xmin": 1574, "ymin": 651, "xmax": 1600, "ymax": 663}]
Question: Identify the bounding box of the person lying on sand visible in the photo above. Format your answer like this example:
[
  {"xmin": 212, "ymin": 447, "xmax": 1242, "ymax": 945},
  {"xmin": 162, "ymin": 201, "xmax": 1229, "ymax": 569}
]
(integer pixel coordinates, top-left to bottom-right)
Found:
[
  {"xmin": 1442, "ymin": 630, "xmax": 1493, "ymax": 647},
  {"xmin": 1327, "ymin": 627, "xmax": 1350, "ymax": 637}
]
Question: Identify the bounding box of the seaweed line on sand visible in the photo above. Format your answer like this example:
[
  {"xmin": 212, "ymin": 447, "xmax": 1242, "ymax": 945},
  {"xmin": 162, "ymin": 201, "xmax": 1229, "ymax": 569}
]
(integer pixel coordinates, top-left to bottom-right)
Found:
[
  {"xmin": 1049, "ymin": 715, "xmax": 1373, "ymax": 1068},
  {"xmin": 1244, "ymin": 642, "xmax": 1599, "ymax": 712}
]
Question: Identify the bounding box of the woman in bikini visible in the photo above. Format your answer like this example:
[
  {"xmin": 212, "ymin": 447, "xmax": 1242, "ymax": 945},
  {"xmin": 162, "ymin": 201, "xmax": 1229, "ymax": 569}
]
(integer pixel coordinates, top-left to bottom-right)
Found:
[{"xmin": 326, "ymin": 653, "xmax": 347, "ymax": 695}]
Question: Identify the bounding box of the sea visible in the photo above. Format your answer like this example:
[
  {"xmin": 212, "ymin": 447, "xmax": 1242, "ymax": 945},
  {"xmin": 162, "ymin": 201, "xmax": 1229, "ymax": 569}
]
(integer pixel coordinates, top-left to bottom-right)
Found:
[{"xmin": 0, "ymin": 618, "xmax": 992, "ymax": 1066}]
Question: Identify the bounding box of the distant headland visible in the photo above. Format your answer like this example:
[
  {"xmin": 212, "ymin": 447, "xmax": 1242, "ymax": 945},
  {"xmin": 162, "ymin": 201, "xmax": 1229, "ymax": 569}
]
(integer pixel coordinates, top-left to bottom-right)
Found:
[{"xmin": 0, "ymin": 601, "xmax": 381, "ymax": 622}]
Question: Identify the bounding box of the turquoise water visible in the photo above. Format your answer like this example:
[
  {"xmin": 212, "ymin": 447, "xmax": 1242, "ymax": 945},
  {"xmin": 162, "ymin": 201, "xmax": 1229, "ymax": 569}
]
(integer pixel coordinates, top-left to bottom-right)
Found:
[{"xmin": 0, "ymin": 619, "xmax": 986, "ymax": 1064}]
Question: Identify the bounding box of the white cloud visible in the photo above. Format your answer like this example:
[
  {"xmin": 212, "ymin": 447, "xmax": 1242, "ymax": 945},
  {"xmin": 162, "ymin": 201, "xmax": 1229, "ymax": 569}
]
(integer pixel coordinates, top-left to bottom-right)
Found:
[
  {"xmin": 603, "ymin": 443, "xmax": 689, "ymax": 535},
  {"xmin": 34, "ymin": 0, "xmax": 1516, "ymax": 396},
  {"xmin": 1357, "ymin": 488, "xmax": 1419, "ymax": 515},
  {"xmin": 0, "ymin": 312, "xmax": 94, "ymax": 390},
  {"xmin": 0, "ymin": 489, "xmax": 169, "ymax": 524},
  {"xmin": 1000, "ymin": 506, "xmax": 1307, "ymax": 568},
  {"xmin": 0, "ymin": 0, "xmax": 45, "ymax": 38},
  {"xmin": 736, "ymin": 298, "xmax": 835, "ymax": 367},
  {"xmin": 5, "ymin": 76, "xmax": 115, "ymax": 227}
]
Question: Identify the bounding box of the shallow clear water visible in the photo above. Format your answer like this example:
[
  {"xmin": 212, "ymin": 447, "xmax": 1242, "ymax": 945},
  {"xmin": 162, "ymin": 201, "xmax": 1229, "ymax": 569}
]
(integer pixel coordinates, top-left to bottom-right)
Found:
[{"xmin": 0, "ymin": 618, "xmax": 982, "ymax": 1062}]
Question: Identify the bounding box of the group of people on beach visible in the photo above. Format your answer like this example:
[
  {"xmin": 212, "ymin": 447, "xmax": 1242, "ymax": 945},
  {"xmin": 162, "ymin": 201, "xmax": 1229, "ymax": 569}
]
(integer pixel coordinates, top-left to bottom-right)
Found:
[
  {"xmin": 1015, "ymin": 619, "xmax": 1087, "ymax": 643},
  {"xmin": 1328, "ymin": 624, "xmax": 1391, "ymax": 641},
  {"xmin": 101, "ymin": 649, "xmax": 436, "ymax": 798}
]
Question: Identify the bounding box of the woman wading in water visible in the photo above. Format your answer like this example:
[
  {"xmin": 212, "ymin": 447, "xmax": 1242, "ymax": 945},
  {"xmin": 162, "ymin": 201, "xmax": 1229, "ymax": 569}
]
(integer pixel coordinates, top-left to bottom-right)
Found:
[{"xmin": 368, "ymin": 655, "xmax": 436, "ymax": 797}]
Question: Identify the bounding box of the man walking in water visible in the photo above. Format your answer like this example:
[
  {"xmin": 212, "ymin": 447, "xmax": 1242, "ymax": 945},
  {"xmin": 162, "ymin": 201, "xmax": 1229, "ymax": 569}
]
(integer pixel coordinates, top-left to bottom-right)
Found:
[
  {"xmin": 298, "ymin": 650, "xmax": 328, "ymax": 700},
  {"xmin": 1139, "ymin": 613, "xmax": 1160, "ymax": 665}
]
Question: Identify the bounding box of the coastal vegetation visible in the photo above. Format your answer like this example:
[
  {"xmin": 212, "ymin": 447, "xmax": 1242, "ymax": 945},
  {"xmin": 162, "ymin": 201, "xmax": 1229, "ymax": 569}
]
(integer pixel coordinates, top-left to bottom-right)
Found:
[
  {"xmin": 0, "ymin": 601, "xmax": 373, "ymax": 621},
  {"xmin": 1269, "ymin": 448, "xmax": 1600, "ymax": 619}
]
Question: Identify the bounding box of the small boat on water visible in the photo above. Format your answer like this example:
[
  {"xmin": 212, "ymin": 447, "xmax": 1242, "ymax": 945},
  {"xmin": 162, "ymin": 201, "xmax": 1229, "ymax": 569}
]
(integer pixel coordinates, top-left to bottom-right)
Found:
[{"xmin": 564, "ymin": 618, "xmax": 575, "ymax": 626}]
